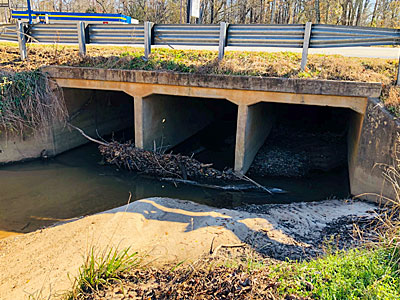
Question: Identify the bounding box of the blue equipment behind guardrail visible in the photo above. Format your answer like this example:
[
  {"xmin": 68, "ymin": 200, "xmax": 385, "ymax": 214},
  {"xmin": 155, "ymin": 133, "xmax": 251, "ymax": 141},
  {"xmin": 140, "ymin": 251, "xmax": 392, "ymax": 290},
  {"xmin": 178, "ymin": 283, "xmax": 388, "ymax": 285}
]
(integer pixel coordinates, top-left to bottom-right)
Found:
[{"xmin": 11, "ymin": 10, "xmax": 133, "ymax": 24}]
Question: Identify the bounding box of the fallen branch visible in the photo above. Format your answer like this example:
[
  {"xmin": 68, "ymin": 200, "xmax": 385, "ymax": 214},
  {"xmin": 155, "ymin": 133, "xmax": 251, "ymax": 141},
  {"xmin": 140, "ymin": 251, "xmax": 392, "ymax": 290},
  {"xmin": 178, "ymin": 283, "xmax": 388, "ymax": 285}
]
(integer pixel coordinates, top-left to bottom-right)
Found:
[
  {"xmin": 234, "ymin": 172, "xmax": 273, "ymax": 195},
  {"xmin": 211, "ymin": 243, "xmax": 247, "ymax": 257},
  {"xmin": 160, "ymin": 177, "xmax": 282, "ymax": 193},
  {"xmin": 67, "ymin": 125, "xmax": 282, "ymax": 189},
  {"xmin": 68, "ymin": 123, "xmax": 109, "ymax": 147}
]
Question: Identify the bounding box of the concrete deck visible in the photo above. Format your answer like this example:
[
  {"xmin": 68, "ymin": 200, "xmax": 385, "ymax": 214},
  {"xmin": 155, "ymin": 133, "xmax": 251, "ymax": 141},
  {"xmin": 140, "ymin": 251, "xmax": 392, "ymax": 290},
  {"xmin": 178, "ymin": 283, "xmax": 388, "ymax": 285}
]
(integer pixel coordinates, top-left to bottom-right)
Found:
[{"xmin": 42, "ymin": 66, "xmax": 394, "ymax": 201}]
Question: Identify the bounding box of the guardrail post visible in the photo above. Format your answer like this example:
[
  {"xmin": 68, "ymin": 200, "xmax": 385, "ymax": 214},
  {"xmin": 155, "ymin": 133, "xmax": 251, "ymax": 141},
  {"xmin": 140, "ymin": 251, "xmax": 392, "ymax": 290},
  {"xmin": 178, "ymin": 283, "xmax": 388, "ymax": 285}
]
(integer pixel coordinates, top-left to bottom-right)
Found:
[
  {"xmin": 77, "ymin": 21, "xmax": 87, "ymax": 56},
  {"xmin": 218, "ymin": 22, "xmax": 229, "ymax": 61},
  {"xmin": 16, "ymin": 21, "xmax": 27, "ymax": 61},
  {"xmin": 301, "ymin": 22, "xmax": 312, "ymax": 71},
  {"xmin": 144, "ymin": 21, "xmax": 154, "ymax": 59},
  {"xmin": 397, "ymin": 55, "xmax": 400, "ymax": 86}
]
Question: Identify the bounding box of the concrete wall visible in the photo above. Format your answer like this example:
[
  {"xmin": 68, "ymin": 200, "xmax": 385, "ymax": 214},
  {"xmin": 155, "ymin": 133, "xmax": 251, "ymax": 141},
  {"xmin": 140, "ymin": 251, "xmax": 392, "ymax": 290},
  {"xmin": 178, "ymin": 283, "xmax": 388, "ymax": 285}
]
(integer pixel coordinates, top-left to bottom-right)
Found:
[
  {"xmin": 0, "ymin": 88, "xmax": 134, "ymax": 164},
  {"xmin": 350, "ymin": 98, "xmax": 400, "ymax": 202},
  {"xmin": 0, "ymin": 128, "xmax": 55, "ymax": 164}
]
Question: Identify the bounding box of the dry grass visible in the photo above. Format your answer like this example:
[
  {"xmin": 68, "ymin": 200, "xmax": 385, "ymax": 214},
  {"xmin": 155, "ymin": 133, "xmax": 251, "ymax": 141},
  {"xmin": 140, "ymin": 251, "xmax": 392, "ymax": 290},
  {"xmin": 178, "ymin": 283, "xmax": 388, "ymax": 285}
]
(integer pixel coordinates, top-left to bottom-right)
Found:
[
  {"xmin": 0, "ymin": 42, "xmax": 399, "ymax": 115},
  {"xmin": 375, "ymin": 135, "xmax": 400, "ymax": 265},
  {"xmin": 0, "ymin": 69, "xmax": 67, "ymax": 135}
]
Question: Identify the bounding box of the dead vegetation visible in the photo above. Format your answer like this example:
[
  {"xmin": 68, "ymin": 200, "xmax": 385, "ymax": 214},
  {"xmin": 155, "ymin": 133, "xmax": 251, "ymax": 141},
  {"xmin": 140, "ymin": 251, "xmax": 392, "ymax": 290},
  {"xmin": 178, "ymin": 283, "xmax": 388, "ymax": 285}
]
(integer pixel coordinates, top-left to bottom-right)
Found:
[
  {"xmin": 0, "ymin": 68, "xmax": 67, "ymax": 135},
  {"xmin": 99, "ymin": 141, "xmax": 238, "ymax": 181},
  {"xmin": 0, "ymin": 42, "xmax": 399, "ymax": 116},
  {"xmin": 69, "ymin": 246, "xmax": 282, "ymax": 300}
]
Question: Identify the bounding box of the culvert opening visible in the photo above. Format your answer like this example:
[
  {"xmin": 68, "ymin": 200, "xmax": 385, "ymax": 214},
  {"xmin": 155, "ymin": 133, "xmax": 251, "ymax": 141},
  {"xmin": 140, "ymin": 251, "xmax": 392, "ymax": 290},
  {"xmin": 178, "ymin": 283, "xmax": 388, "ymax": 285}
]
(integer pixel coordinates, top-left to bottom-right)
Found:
[
  {"xmin": 63, "ymin": 88, "xmax": 135, "ymax": 143},
  {"xmin": 248, "ymin": 103, "xmax": 351, "ymax": 200},
  {"xmin": 167, "ymin": 97, "xmax": 238, "ymax": 171}
]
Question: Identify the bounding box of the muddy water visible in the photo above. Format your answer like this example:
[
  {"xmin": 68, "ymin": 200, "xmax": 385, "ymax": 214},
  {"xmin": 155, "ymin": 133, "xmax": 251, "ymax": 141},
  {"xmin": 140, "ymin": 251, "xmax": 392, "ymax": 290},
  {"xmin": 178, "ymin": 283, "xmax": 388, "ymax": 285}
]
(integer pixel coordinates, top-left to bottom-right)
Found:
[{"xmin": 0, "ymin": 141, "xmax": 350, "ymax": 239}]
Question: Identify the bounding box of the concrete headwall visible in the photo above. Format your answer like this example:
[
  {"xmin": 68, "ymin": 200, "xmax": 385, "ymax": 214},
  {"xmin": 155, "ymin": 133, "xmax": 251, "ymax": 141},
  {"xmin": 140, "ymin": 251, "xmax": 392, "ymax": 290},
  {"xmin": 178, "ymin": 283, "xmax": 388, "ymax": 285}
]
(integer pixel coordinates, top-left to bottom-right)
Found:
[{"xmin": 351, "ymin": 98, "xmax": 400, "ymax": 202}]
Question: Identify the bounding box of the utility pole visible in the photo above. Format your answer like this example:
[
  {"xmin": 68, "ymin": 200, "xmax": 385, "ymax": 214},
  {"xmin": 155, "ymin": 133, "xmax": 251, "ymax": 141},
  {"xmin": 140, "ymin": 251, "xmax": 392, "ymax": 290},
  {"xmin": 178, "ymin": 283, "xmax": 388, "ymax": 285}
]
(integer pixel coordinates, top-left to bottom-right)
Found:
[
  {"xmin": 26, "ymin": 0, "xmax": 32, "ymax": 24},
  {"xmin": 186, "ymin": 0, "xmax": 191, "ymax": 23}
]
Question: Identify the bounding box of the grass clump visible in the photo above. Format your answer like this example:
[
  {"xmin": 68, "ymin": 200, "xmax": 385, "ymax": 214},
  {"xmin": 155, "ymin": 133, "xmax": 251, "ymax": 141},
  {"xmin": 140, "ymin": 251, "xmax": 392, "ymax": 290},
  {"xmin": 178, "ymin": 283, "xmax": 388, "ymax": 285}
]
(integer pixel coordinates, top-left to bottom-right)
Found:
[{"xmin": 67, "ymin": 247, "xmax": 140, "ymax": 299}]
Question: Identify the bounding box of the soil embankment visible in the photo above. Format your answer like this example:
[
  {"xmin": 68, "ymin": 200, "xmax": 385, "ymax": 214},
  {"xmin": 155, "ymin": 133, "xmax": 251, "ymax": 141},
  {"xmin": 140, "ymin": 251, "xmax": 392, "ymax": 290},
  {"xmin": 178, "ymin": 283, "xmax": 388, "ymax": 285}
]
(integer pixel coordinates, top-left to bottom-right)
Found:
[{"xmin": 0, "ymin": 197, "xmax": 377, "ymax": 299}]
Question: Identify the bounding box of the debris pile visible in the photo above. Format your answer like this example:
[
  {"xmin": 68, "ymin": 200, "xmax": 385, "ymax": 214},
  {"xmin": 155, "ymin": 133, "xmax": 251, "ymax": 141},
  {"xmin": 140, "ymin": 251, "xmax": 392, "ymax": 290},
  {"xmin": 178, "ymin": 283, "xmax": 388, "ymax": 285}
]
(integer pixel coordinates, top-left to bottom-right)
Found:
[
  {"xmin": 99, "ymin": 141, "xmax": 238, "ymax": 181},
  {"xmin": 90, "ymin": 264, "xmax": 279, "ymax": 300}
]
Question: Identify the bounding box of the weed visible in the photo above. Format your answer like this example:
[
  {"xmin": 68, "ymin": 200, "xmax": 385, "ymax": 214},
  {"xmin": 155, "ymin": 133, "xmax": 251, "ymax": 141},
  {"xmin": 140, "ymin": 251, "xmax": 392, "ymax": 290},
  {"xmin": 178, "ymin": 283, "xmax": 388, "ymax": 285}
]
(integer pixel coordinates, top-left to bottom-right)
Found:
[{"xmin": 67, "ymin": 247, "xmax": 140, "ymax": 299}]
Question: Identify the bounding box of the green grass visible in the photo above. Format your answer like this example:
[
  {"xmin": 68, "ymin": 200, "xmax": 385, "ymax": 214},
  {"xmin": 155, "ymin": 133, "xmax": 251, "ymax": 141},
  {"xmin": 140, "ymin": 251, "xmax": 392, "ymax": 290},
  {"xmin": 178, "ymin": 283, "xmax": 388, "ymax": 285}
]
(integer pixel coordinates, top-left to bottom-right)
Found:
[
  {"xmin": 272, "ymin": 247, "xmax": 400, "ymax": 299},
  {"xmin": 67, "ymin": 247, "xmax": 140, "ymax": 299}
]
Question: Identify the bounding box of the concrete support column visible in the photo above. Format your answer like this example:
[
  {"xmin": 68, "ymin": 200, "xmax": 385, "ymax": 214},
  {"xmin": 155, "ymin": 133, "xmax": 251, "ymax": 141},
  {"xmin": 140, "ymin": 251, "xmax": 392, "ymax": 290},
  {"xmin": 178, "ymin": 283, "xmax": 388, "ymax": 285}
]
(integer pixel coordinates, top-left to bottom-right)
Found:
[
  {"xmin": 134, "ymin": 96, "xmax": 144, "ymax": 149},
  {"xmin": 234, "ymin": 102, "xmax": 275, "ymax": 173},
  {"xmin": 134, "ymin": 94, "xmax": 216, "ymax": 151}
]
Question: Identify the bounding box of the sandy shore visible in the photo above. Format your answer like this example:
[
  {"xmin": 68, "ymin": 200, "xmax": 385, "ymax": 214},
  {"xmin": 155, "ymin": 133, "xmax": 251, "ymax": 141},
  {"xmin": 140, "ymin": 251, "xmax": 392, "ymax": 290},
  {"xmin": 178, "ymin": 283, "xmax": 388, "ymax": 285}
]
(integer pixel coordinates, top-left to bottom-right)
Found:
[{"xmin": 0, "ymin": 197, "xmax": 377, "ymax": 299}]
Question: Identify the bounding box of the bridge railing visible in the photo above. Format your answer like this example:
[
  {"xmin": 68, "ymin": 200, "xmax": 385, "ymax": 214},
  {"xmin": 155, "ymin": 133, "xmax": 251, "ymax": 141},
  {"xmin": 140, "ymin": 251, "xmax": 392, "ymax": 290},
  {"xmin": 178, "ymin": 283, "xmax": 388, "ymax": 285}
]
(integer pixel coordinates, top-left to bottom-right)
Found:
[
  {"xmin": 0, "ymin": 24, "xmax": 18, "ymax": 42},
  {"xmin": 4, "ymin": 21, "xmax": 400, "ymax": 84}
]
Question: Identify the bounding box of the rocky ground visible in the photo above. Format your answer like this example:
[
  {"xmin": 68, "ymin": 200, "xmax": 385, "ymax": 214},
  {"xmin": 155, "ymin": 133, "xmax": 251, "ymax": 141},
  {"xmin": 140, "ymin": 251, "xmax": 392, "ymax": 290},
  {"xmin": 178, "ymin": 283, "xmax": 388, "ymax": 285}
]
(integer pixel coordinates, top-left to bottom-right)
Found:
[{"xmin": 249, "ymin": 124, "xmax": 347, "ymax": 178}]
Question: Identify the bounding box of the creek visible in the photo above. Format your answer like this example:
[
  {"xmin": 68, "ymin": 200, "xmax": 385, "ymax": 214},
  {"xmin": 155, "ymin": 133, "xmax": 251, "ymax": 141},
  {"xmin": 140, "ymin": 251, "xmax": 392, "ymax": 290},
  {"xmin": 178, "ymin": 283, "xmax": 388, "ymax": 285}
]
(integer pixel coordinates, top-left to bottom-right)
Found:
[{"xmin": 0, "ymin": 138, "xmax": 349, "ymax": 239}]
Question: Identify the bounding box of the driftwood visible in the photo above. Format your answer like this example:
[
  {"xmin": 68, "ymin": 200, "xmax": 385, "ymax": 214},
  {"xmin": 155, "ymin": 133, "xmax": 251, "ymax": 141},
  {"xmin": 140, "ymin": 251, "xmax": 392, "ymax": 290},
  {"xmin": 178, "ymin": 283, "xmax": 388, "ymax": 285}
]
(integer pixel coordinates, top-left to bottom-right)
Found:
[
  {"xmin": 70, "ymin": 124, "xmax": 276, "ymax": 194},
  {"xmin": 160, "ymin": 178, "xmax": 286, "ymax": 194}
]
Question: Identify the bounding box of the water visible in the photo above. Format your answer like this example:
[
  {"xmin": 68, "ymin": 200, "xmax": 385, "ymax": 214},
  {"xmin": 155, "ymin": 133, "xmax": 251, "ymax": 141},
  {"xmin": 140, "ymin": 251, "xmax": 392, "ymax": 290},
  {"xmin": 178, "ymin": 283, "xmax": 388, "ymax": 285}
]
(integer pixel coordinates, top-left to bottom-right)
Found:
[{"xmin": 0, "ymin": 140, "xmax": 350, "ymax": 239}]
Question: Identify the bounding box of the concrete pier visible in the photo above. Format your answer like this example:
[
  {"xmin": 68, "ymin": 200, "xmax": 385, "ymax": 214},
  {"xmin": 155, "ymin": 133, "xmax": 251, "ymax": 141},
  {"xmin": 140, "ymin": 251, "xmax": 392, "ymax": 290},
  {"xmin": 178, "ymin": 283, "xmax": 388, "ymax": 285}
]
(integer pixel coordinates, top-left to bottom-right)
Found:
[{"xmin": 235, "ymin": 103, "xmax": 275, "ymax": 173}]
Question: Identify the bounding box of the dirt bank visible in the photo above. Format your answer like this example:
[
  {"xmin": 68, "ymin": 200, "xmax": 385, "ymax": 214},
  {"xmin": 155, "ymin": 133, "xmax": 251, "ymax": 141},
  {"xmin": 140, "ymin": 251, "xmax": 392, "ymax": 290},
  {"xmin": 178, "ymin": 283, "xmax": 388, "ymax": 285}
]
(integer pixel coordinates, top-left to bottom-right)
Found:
[{"xmin": 0, "ymin": 197, "xmax": 377, "ymax": 299}]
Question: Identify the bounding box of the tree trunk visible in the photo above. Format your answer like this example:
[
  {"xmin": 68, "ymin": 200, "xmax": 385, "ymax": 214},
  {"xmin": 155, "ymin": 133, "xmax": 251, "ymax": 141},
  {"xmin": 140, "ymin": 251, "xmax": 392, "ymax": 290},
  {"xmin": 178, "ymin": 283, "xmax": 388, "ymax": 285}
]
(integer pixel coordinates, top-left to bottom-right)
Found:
[
  {"xmin": 371, "ymin": 0, "xmax": 378, "ymax": 26},
  {"xmin": 271, "ymin": 0, "xmax": 276, "ymax": 23},
  {"xmin": 315, "ymin": 0, "xmax": 321, "ymax": 23},
  {"xmin": 355, "ymin": 0, "xmax": 363, "ymax": 26},
  {"xmin": 210, "ymin": 0, "xmax": 214, "ymax": 23},
  {"xmin": 325, "ymin": 0, "xmax": 330, "ymax": 24}
]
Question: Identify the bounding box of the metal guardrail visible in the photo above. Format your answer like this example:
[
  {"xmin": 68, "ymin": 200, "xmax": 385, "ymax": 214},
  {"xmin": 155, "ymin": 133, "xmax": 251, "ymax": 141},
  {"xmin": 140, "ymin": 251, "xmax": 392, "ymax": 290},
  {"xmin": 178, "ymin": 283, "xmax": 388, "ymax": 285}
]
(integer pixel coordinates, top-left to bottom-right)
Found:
[
  {"xmin": 4, "ymin": 21, "xmax": 400, "ymax": 84},
  {"xmin": 227, "ymin": 24, "xmax": 305, "ymax": 48},
  {"xmin": 154, "ymin": 24, "xmax": 220, "ymax": 46},
  {"xmin": 0, "ymin": 24, "xmax": 18, "ymax": 42},
  {"xmin": 310, "ymin": 24, "xmax": 400, "ymax": 48},
  {"xmin": 29, "ymin": 23, "xmax": 78, "ymax": 43},
  {"xmin": 88, "ymin": 24, "xmax": 144, "ymax": 44}
]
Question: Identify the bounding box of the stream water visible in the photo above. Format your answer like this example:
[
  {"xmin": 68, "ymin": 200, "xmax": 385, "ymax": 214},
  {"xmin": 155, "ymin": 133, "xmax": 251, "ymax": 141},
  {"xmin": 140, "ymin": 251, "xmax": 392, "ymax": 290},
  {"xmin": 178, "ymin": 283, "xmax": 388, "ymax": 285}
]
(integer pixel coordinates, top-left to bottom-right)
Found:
[{"xmin": 0, "ymin": 140, "xmax": 350, "ymax": 239}]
